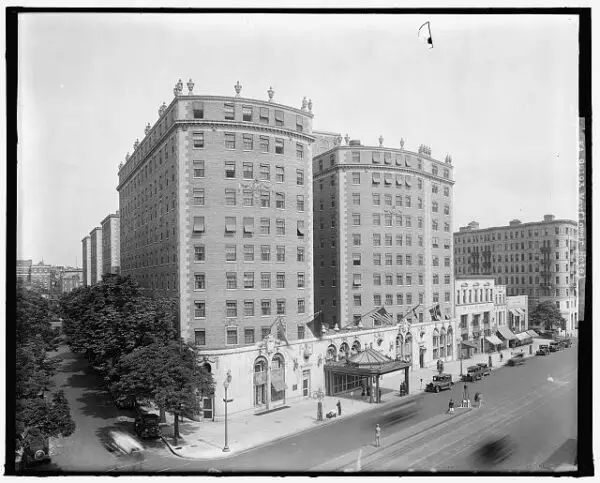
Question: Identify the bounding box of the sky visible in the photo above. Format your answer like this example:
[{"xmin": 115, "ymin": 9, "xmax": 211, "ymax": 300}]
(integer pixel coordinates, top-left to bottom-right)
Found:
[{"xmin": 16, "ymin": 12, "xmax": 580, "ymax": 267}]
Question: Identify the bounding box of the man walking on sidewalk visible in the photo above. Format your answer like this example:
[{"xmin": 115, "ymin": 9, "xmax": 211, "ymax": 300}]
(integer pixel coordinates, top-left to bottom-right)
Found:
[
  {"xmin": 375, "ymin": 424, "xmax": 381, "ymax": 447},
  {"xmin": 448, "ymin": 398, "xmax": 455, "ymax": 414}
]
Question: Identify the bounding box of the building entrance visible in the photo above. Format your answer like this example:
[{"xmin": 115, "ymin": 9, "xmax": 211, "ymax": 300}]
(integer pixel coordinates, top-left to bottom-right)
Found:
[{"xmin": 302, "ymin": 370, "xmax": 310, "ymax": 397}]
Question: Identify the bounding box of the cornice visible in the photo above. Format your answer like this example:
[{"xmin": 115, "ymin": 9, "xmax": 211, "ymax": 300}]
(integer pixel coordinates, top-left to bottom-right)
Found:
[
  {"xmin": 454, "ymin": 219, "xmax": 578, "ymax": 236},
  {"xmin": 316, "ymin": 145, "xmax": 453, "ymax": 169},
  {"xmin": 312, "ymin": 163, "xmax": 456, "ymax": 186}
]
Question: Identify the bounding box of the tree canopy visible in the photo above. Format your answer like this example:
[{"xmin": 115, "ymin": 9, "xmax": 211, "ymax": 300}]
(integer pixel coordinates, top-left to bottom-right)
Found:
[{"xmin": 529, "ymin": 300, "xmax": 567, "ymax": 331}]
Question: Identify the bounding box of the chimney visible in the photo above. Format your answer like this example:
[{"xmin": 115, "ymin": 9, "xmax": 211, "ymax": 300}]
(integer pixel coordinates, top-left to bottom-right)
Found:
[
  {"xmin": 509, "ymin": 219, "xmax": 522, "ymax": 226},
  {"xmin": 543, "ymin": 214, "xmax": 555, "ymax": 222}
]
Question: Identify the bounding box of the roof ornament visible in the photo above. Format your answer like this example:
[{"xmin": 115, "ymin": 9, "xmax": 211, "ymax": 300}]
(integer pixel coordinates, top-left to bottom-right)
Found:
[
  {"xmin": 308, "ymin": 98, "xmax": 313, "ymax": 113},
  {"xmin": 400, "ymin": 138, "xmax": 405, "ymax": 150},
  {"xmin": 344, "ymin": 133, "xmax": 350, "ymax": 145},
  {"xmin": 158, "ymin": 102, "xmax": 167, "ymax": 117},
  {"xmin": 187, "ymin": 78, "xmax": 195, "ymax": 94},
  {"xmin": 176, "ymin": 78, "xmax": 184, "ymax": 93},
  {"xmin": 378, "ymin": 135, "xmax": 384, "ymax": 147},
  {"xmin": 301, "ymin": 96, "xmax": 308, "ymax": 110},
  {"xmin": 445, "ymin": 154, "xmax": 453, "ymax": 165},
  {"xmin": 234, "ymin": 80, "xmax": 242, "ymax": 97},
  {"xmin": 144, "ymin": 123, "xmax": 151, "ymax": 136},
  {"xmin": 133, "ymin": 139, "xmax": 139, "ymax": 150},
  {"xmin": 334, "ymin": 135, "xmax": 342, "ymax": 146},
  {"xmin": 267, "ymin": 86, "xmax": 275, "ymax": 102},
  {"xmin": 125, "ymin": 152, "xmax": 130, "ymax": 162}
]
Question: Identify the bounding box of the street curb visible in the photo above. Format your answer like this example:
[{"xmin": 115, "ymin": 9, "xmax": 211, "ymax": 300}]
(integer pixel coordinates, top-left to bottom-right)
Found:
[{"xmin": 158, "ymin": 392, "xmax": 426, "ymax": 461}]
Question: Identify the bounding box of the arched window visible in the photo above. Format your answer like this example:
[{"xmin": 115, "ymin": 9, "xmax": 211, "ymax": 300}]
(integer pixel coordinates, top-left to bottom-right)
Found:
[
  {"xmin": 440, "ymin": 328, "xmax": 447, "ymax": 357},
  {"xmin": 339, "ymin": 343, "xmax": 350, "ymax": 360},
  {"xmin": 395, "ymin": 333, "xmax": 404, "ymax": 359},
  {"xmin": 351, "ymin": 340, "xmax": 361, "ymax": 355},
  {"xmin": 326, "ymin": 344, "xmax": 337, "ymax": 361},
  {"xmin": 271, "ymin": 353, "xmax": 286, "ymax": 403},
  {"xmin": 404, "ymin": 333, "xmax": 413, "ymax": 362},
  {"xmin": 253, "ymin": 356, "xmax": 268, "ymax": 407},
  {"xmin": 432, "ymin": 329, "xmax": 440, "ymax": 359},
  {"xmin": 446, "ymin": 326, "xmax": 453, "ymax": 357}
]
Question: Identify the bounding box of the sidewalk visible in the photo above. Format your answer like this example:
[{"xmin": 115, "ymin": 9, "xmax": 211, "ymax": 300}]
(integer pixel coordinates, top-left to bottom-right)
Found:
[{"xmin": 155, "ymin": 340, "xmax": 543, "ymax": 460}]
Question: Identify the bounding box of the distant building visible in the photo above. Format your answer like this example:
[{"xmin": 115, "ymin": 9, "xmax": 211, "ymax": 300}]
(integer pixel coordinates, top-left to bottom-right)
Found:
[
  {"xmin": 59, "ymin": 267, "xmax": 83, "ymax": 293},
  {"xmin": 101, "ymin": 212, "xmax": 121, "ymax": 275},
  {"xmin": 312, "ymin": 130, "xmax": 341, "ymax": 157},
  {"xmin": 82, "ymin": 236, "xmax": 92, "ymax": 286},
  {"xmin": 17, "ymin": 259, "xmax": 32, "ymax": 284},
  {"xmin": 89, "ymin": 227, "xmax": 103, "ymax": 284},
  {"xmin": 30, "ymin": 261, "xmax": 53, "ymax": 291},
  {"xmin": 454, "ymin": 215, "xmax": 578, "ymax": 334}
]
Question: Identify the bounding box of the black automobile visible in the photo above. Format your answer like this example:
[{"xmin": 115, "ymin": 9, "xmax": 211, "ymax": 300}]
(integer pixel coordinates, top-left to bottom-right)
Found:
[
  {"xmin": 425, "ymin": 374, "xmax": 454, "ymax": 392},
  {"xmin": 462, "ymin": 365, "xmax": 484, "ymax": 382},
  {"xmin": 549, "ymin": 342, "xmax": 561, "ymax": 353},
  {"xmin": 507, "ymin": 353, "xmax": 525, "ymax": 366},
  {"xmin": 476, "ymin": 363, "xmax": 492, "ymax": 376},
  {"xmin": 536, "ymin": 345, "xmax": 550, "ymax": 356},
  {"xmin": 134, "ymin": 413, "xmax": 161, "ymax": 439}
]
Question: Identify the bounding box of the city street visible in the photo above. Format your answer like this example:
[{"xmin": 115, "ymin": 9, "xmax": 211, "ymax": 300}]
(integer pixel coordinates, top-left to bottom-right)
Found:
[{"xmin": 37, "ymin": 342, "xmax": 577, "ymax": 473}]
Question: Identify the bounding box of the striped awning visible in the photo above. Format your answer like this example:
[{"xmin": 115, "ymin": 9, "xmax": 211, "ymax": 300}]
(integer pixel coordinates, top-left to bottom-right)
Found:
[
  {"xmin": 461, "ymin": 340, "xmax": 479, "ymax": 350},
  {"xmin": 526, "ymin": 329, "xmax": 540, "ymax": 338},
  {"xmin": 485, "ymin": 335, "xmax": 503, "ymax": 345},
  {"xmin": 515, "ymin": 332, "xmax": 532, "ymax": 342},
  {"xmin": 497, "ymin": 326, "xmax": 516, "ymax": 340}
]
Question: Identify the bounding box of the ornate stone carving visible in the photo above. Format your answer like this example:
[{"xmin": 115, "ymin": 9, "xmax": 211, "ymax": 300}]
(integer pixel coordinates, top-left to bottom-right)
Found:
[
  {"xmin": 445, "ymin": 154, "xmax": 452, "ymax": 164},
  {"xmin": 418, "ymin": 144, "xmax": 432, "ymax": 156},
  {"xmin": 344, "ymin": 134, "xmax": 350, "ymax": 145},
  {"xmin": 301, "ymin": 96, "xmax": 308, "ymax": 110},
  {"xmin": 379, "ymin": 135, "xmax": 384, "ymax": 147},
  {"xmin": 159, "ymin": 102, "xmax": 167, "ymax": 117},
  {"xmin": 187, "ymin": 78, "xmax": 194, "ymax": 94},
  {"xmin": 144, "ymin": 123, "xmax": 151, "ymax": 136},
  {"xmin": 267, "ymin": 86, "xmax": 275, "ymax": 102},
  {"xmin": 234, "ymin": 80, "xmax": 242, "ymax": 97},
  {"xmin": 335, "ymin": 135, "xmax": 342, "ymax": 146},
  {"xmin": 400, "ymin": 138, "xmax": 405, "ymax": 150},
  {"xmin": 308, "ymin": 98, "xmax": 313, "ymax": 113},
  {"xmin": 125, "ymin": 152, "xmax": 130, "ymax": 162},
  {"xmin": 176, "ymin": 78, "xmax": 184, "ymax": 93},
  {"xmin": 133, "ymin": 139, "xmax": 139, "ymax": 150}
]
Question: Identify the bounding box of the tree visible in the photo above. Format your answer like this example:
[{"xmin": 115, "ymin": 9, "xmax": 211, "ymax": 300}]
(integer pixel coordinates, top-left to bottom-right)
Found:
[
  {"xmin": 529, "ymin": 301, "xmax": 567, "ymax": 331},
  {"xmin": 112, "ymin": 340, "xmax": 215, "ymax": 441}
]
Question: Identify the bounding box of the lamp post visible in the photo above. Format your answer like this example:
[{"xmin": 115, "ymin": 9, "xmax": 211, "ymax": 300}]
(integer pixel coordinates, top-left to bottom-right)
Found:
[
  {"xmin": 222, "ymin": 370, "xmax": 233, "ymax": 452},
  {"xmin": 457, "ymin": 338, "xmax": 464, "ymax": 376}
]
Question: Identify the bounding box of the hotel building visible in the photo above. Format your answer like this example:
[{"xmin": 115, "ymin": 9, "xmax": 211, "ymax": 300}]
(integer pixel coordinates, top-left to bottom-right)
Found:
[
  {"xmin": 101, "ymin": 212, "xmax": 121, "ymax": 276},
  {"xmin": 90, "ymin": 227, "xmax": 103, "ymax": 284}
]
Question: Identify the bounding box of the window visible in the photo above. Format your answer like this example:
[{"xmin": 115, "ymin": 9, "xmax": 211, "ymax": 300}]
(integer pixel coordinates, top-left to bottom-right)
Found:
[
  {"xmin": 418, "ymin": 178, "xmax": 423, "ymax": 189},
  {"xmin": 353, "ymin": 234, "xmax": 361, "ymax": 246},
  {"xmin": 243, "ymin": 272, "xmax": 254, "ymax": 289},
  {"xmin": 261, "ymin": 272, "xmax": 271, "ymax": 289},
  {"xmin": 225, "ymin": 189, "xmax": 236, "ymax": 206},
  {"xmin": 193, "ymin": 102, "xmax": 204, "ymax": 119},
  {"xmin": 296, "ymin": 195, "xmax": 305, "ymax": 211},
  {"xmin": 384, "ymin": 194, "xmax": 392, "ymax": 206},
  {"xmin": 444, "ymin": 222, "xmax": 450, "ymax": 232},
  {"xmin": 276, "ymin": 299, "xmax": 286, "ymax": 315},
  {"xmin": 194, "ymin": 245, "xmax": 205, "ymax": 262},
  {"xmin": 193, "ymin": 160, "xmax": 205, "ymax": 178},
  {"xmin": 432, "ymin": 219, "xmax": 439, "ymax": 231},
  {"xmin": 259, "ymin": 136, "xmax": 270, "ymax": 153},
  {"xmin": 270, "ymin": 109, "xmax": 282, "ymax": 126},
  {"xmin": 405, "ymin": 216, "xmax": 412, "ymax": 227},
  {"xmin": 396, "ymin": 234, "xmax": 403, "ymax": 246},
  {"xmin": 405, "ymin": 196, "xmax": 412, "ymax": 208},
  {"xmin": 225, "ymin": 217, "xmax": 237, "ymax": 235},
  {"xmin": 385, "ymin": 214, "xmax": 392, "ymax": 226},
  {"xmin": 260, "ymin": 218, "xmax": 270, "ymax": 236},
  {"xmin": 276, "ymin": 272, "xmax": 286, "ymax": 288},
  {"xmin": 372, "ymin": 193, "xmax": 381, "ymax": 206},
  {"xmin": 193, "ymin": 132, "xmax": 204, "ymax": 148},
  {"xmin": 298, "ymin": 299, "xmax": 306, "ymax": 314},
  {"xmin": 243, "ymin": 244, "xmax": 254, "ymax": 261},
  {"xmin": 406, "ymin": 255, "xmax": 412, "ymax": 266},
  {"xmin": 275, "ymin": 192, "xmax": 285, "ymax": 209},
  {"xmin": 432, "ymin": 183, "xmax": 439, "ymax": 194},
  {"xmin": 193, "ymin": 216, "xmax": 205, "ymax": 235},
  {"xmin": 352, "ymin": 172, "xmax": 361, "ymax": 184},
  {"xmin": 373, "ymin": 273, "xmax": 381, "ymax": 285},
  {"xmin": 353, "ymin": 253, "xmax": 361, "ymax": 266},
  {"xmin": 276, "ymin": 218, "xmax": 285, "ymax": 235},
  {"xmin": 373, "ymin": 213, "xmax": 381, "ymax": 226},
  {"xmin": 224, "ymin": 103, "xmax": 235, "ymax": 120},
  {"xmin": 352, "ymin": 193, "xmax": 361, "ymax": 205},
  {"xmin": 444, "ymin": 204, "xmax": 450, "ymax": 215},
  {"xmin": 225, "ymin": 161, "xmax": 236, "ymax": 178},
  {"xmin": 243, "ymin": 162, "xmax": 254, "ymax": 179},
  {"xmin": 259, "ymin": 107, "xmax": 269, "ymax": 124},
  {"xmin": 385, "ymin": 254, "xmax": 393, "ymax": 266},
  {"xmin": 244, "ymin": 327, "xmax": 255, "ymax": 344},
  {"xmin": 373, "ymin": 294, "xmax": 382, "ymax": 305},
  {"xmin": 296, "ymin": 143, "xmax": 304, "ymax": 159},
  {"xmin": 373, "ymin": 234, "xmax": 381, "ymax": 246},
  {"xmin": 275, "ymin": 138, "xmax": 284, "ymax": 154},
  {"xmin": 385, "ymin": 234, "xmax": 392, "ymax": 246},
  {"xmin": 194, "ymin": 329, "xmax": 206, "ymax": 345},
  {"xmin": 297, "ymin": 247, "xmax": 305, "ymax": 262},
  {"xmin": 298, "ymin": 272, "xmax": 305, "ymax": 288},
  {"xmin": 194, "ymin": 301, "xmax": 206, "ymax": 318},
  {"xmin": 352, "ymin": 213, "xmax": 361, "ymax": 226},
  {"xmin": 276, "ymin": 245, "xmax": 285, "ymax": 262},
  {"xmin": 275, "ymin": 166, "xmax": 284, "ymax": 182},
  {"xmin": 432, "ymin": 201, "xmax": 438, "ymax": 212},
  {"xmin": 226, "ymin": 327, "xmax": 238, "ymax": 344},
  {"xmin": 372, "ymin": 172, "xmax": 381, "ymax": 185},
  {"xmin": 372, "ymin": 152, "xmax": 381, "ymax": 164},
  {"xmin": 225, "ymin": 133, "xmax": 236, "ymax": 149},
  {"xmin": 297, "ymin": 169, "xmax": 305, "ymax": 185},
  {"xmin": 373, "ymin": 253, "xmax": 381, "ymax": 266},
  {"xmin": 225, "ymin": 244, "xmax": 236, "ymax": 261},
  {"xmin": 242, "ymin": 134, "xmax": 254, "ymax": 151},
  {"xmin": 260, "ymin": 191, "xmax": 270, "ymax": 208},
  {"xmin": 353, "ymin": 273, "xmax": 362, "ymax": 287},
  {"xmin": 353, "ymin": 295, "xmax": 362, "ymax": 306},
  {"xmin": 226, "ymin": 272, "xmax": 237, "ymax": 289},
  {"xmin": 418, "ymin": 254, "xmax": 424, "ymax": 266},
  {"xmin": 194, "ymin": 273, "xmax": 206, "ymax": 290},
  {"xmin": 193, "ymin": 188, "xmax": 205, "ymax": 206}
]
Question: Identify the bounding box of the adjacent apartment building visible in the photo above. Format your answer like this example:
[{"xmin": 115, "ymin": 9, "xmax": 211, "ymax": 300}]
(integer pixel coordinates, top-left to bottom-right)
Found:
[
  {"xmin": 117, "ymin": 80, "xmax": 321, "ymax": 416},
  {"xmin": 312, "ymin": 138, "xmax": 456, "ymax": 369},
  {"xmin": 454, "ymin": 215, "xmax": 578, "ymax": 334},
  {"xmin": 81, "ymin": 236, "xmax": 92, "ymax": 286},
  {"xmin": 17, "ymin": 259, "xmax": 32, "ymax": 284},
  {"xmin": 89, "ymin": 227, "xmax": 103, "ymax": 284},
  {"xmin": 101, "ymin": 212, "xmax": 121, "ymax": 276}
]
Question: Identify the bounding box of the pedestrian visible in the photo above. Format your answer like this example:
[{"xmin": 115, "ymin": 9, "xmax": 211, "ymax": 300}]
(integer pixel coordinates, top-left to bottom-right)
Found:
[
  {"xmin": 474, "ymin": 392, "xmax": 480, "ymax": 408},
  {"xmin": 420, "ymin": 378, "xmax": 423, "ymax": 390},
  {"xmin": 375, "ymin": 424, "xmax": 381, "ymax": 447},
  {"xmin": 448, "ymin": 398, "xmax": 455, "ymax": 414},
  {"xmin": 336, "ymin": 399, "xmax": 342, "ymax": 416}
]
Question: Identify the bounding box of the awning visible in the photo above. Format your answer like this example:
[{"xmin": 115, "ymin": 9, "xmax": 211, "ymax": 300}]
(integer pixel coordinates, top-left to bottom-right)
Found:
[
  {"xmin": 395, "ymin": 158, "xmax": 403, "ymax": 166},
  {"xmin": 396, "ymin": 174, "xmax": 404, "ymax": 185},
  {"xmin": 516, "ymin": 308, "xmax": 526, "ymax": 317},
  {"xmin": 372, "ymin": 173, "xmax": 381, "ymax": 183},
  {"xmin": 509, "ymin": 309, "xmax": 520, "ymax": 317},
  {"xmin": 193, "ymin": 221, "xmax": 205, "ymax": 233},
  {"xmin": 405, "ymin": 176, "xmax": 412, "ymax": 187},
  {"xmin": 485, "ymin": 335, "xmax": 503, "ymax": 345},
  {"xmin": 384, "ymin": 173, "xmax": 392, "ymax": 184},
  {"xmin": 405, "ymin": 157, "xmax": 412, "ymax": 167},
  {"xmin": 271, "ymin": 379, "xmax": 286, "ymax": 392},
  {"xmin": 461, "ymin": 340, "xmax": 478, "ymax": 349},
  {"xmin": 527, "ymin": 329, "xmax": 540, "ymax": 338},
  {"xmin": 515, "ymin": 332, "xmax": 532, "ymax": 342},
  {"xmin": 497, "ymin": 326, "xmax": 516, "ymax": 340},
  {"xmin": 225, "ymin": 223, "xmax": 236, "ymax": 232},
  {"xmin": 243, "ymin": 222, "xmax": 254, "ymax": 233}
]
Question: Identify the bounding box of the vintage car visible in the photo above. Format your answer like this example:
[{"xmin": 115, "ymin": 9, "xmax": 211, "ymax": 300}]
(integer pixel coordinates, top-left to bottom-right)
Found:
[
  {"xmin": 476, "ymin": 363, "xmax": 492, "ymax": 376},
  {"xmin": 507, "ymin": 353, "xmax": 526, "ymax": 366},
  {"xmin": 462, "ymin": 365, "xmax": 484, "ymax": 382},
  {"xmin": 15, "ymin": 428, "xmax": 51, "ymax": 472},
  {"xmin": 536, "ymin": 345, "xmax": 550, "ymax": 356},
  {"xmin": 134, "ymin": 413, "xmax": 161, "ymax": 439},
  {"xmin": 558, "ymin": 339, "xmax": 572, "ymax": 349},
  {"xmin": 549, "ymin": 342, "xmax": 561, "ymax": 353},
  {"xmin": 425, "ymin": 373, "xmax": 454, "ymax": 393}
]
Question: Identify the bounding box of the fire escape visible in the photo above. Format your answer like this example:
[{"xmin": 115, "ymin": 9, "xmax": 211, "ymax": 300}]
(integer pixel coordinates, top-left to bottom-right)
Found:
[{"xmin": 540, "ymin": 244, "xmax": 553, "ymax": 296}]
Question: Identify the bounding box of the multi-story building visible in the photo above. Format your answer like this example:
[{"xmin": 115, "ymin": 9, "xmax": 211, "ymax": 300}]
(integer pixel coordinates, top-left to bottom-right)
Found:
[
  {"xmin": 117, "ymin": 80, "xmax": 320, "ymax": 415},
  {"xmin": 81, "ymin": 236, "xmax": 92, "ymax": 286},
  {"xmin": 30, "ymin": 260, "xmax": 53, "ymax": 291},
  {"xmin": 58, "ymin": 267, "xmax": 83, "ymax": 293},
  {"xmin": 455, "ymin": 276, "xmax": 528, "ymax": 357},
  {"xmin": 454, "ymin": 215, "xmax": 578, "ymax": 334},
  {"xmin": 101, "ymin": 212, "xmax": 121, "ymax": 276},
  {"xmin": 312, "ymin": 138, "xmax": 456, "ymax": 369},
  {"xmin": 89, "ymin": 227, "xmax": 103, "ymax": 284},
  {"xmin": 312, "ymin": 130, "xmax": 342, "ymax": 157},
  {"xmin": 17, "ymin": 259, "xmax": 32, "ymax": 284}
]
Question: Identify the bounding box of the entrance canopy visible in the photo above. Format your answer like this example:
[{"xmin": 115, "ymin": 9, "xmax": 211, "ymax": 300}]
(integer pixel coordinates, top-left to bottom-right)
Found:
[
  {"xmin": 497, "ymin": 326, "xmax": 516, "ymax": 341},
  {"xmin": 515, "ymin": 332, "xmax": 532, "ymax": 342},
  {"xmin": 326, "ymin": 347, "xmax": 411, "ymax": 376},
  {"xmin": 526, "ymin": 329, "xmax": 540, "ymax": 338},
  {"xmin": 461, "ymin": 340, "xmax": 478, "ymax": 350},
  {"xmin": 485, "ymin": 335, "xmax": 503, "ymax": 345}
]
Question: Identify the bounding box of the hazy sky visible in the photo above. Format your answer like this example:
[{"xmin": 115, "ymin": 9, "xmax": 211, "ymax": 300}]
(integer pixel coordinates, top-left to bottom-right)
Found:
[{"xmin": 17, "ymin": 13, "xmax": 580, "ymax": 266}]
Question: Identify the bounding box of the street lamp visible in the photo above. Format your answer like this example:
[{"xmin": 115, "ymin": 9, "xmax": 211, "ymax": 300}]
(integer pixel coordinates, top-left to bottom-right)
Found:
[
  {"xmin": 222, "ymin": 370, "xmax": 233, "ymax": 452},
  {"xmin": 457, "ymin": 338, "xmax": 464, "ymax": 376}
]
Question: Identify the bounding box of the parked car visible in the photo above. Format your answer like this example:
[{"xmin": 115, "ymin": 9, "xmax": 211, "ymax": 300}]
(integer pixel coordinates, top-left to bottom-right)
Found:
[
  {"xmin": 15, "ymin": 428, "xmax": 50, "ymax": 471},
  {"xmin": 462, "ymin": 365, "xmax": 484, "ymax": 382},
  {"xmin": 134, "ymin": 413, "xmax": 161, "ymax": 439},
  {"xmin": 507, "ymin": 353, "xmax": 525, "ymax": 366},
  {"xmin": 111, "ymin": 391, "xmax": 137, "ymax": 409},
  {"xmin": 536, "ymin": 345, "xmax": 550, "ymax": 356},
  {"xmin": 476, "ymin": 363, "xmax": 492, "ymax": 376},
  {"xmin": 425, "ymin": 373, "xmax": 454, "ymax": 393},
  {"xmin": 107, "ymin": 430, "xmax": 144, "ymax": 455},
  {"xmin": 558, "ymin": 339, "xmax": 572, "ymax": 349},
  {"xmin": 549, "ymin": 342, "xmax": 561, "ymax": 353}
]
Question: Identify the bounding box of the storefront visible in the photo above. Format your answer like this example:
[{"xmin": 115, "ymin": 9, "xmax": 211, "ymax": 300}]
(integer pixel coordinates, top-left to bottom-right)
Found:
[
  {"xmin": 484, "ymin": 334, "xmax": 504, "ymax": 353},
  {"xmin": 497, "ymin": 326, "xmax": 517, "ymax": 349}
]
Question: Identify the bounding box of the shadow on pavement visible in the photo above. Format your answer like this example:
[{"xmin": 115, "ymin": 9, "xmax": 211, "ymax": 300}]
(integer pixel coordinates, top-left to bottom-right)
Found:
[{"xmin": 75, "ymin": 388, "xmax": 123, "ymax": 419}]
